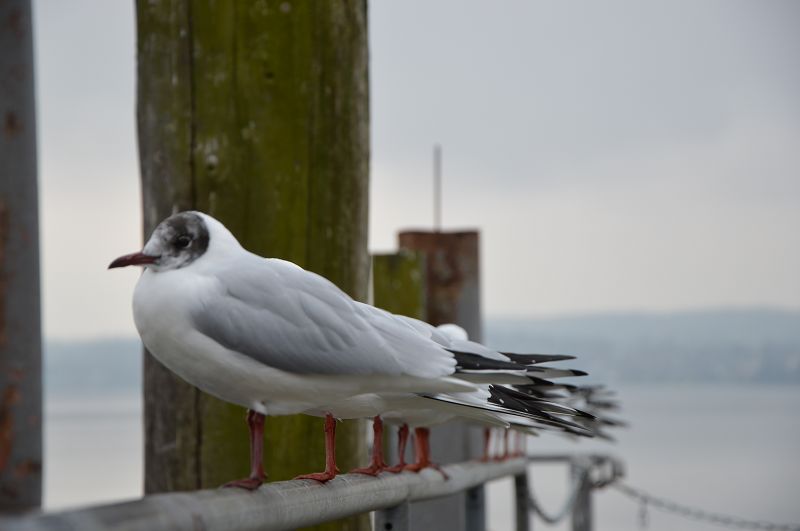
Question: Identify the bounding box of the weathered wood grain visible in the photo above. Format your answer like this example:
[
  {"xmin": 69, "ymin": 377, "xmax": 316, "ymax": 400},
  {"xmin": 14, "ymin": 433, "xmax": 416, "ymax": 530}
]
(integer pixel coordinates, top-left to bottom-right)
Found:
[{"xmin": 136, "ymin": 2, "xmax": 369, "ymax": 529}]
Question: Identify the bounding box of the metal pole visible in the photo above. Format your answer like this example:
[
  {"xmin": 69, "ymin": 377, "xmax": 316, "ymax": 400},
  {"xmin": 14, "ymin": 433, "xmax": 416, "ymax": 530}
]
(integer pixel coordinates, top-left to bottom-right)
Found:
[
  {"xmin": 0, "ymin": 458, "xmax": 529, "ymax": 531},
  {"xmin": 514, "ymin": 473, "xmax": 531, "ymax": 531},
  {"xmin": 570, "ymin": 460, "xmax": 593, "ymax": 531},
  {"xmin": 0, "ymin": 0, "xmax": 42, "ymax": 513},
  {"xmin": 465, "ymin": 484, "xmax": 486, "ymax": 531},
  {"xmin": 374, "ymin": 502, "xmax": 409, "ymax": 531},
  {"xmin": 433, "ymin": 144, "xmax": 442, "ymax": 231}
]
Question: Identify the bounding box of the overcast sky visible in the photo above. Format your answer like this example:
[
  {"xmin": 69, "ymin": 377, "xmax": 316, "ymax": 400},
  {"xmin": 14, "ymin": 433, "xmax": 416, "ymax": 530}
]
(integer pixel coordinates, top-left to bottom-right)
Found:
[{"xmin": 32, "ymin": 0, "xmax": 800, "ymax": 340}]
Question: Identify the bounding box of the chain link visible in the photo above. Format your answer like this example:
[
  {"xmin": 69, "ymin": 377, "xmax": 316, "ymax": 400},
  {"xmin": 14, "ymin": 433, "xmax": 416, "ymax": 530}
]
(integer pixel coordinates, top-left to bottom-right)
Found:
[
  {"xmin": 612, "ymin": 483, "xmax": 800, "ymax": 531},
  {"xmin": 528, "ymin": 470, "xmax": 584, "ymax": 524}
]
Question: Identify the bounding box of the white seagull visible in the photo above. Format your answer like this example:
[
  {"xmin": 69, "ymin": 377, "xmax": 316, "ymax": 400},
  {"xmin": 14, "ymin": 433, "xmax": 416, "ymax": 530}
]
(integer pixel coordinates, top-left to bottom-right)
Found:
[
  {"xmin": 110, "ymin": 211, "xmax": 576, "ymax": 487},
  {"xmin": 363, "ymin": 324, "xmax": 594, "ymax": 471}
]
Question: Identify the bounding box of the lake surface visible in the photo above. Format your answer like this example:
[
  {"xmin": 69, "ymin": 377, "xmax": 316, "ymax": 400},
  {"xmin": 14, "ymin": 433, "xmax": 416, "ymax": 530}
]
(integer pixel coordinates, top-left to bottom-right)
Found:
[{"xmin": 45, "ymin": 384, "xmax": 800, "ymax": 530}]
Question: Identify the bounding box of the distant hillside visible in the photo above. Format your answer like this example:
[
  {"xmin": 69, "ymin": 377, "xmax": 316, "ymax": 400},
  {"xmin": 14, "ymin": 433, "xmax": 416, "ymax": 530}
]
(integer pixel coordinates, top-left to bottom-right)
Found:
[
  {"xmin": 486, "ymin": 308, "xmax": 800, "ymax": 384},
  {"xmin": 44, "ymin": 308, "xmax": 800, "ymax": 396}
]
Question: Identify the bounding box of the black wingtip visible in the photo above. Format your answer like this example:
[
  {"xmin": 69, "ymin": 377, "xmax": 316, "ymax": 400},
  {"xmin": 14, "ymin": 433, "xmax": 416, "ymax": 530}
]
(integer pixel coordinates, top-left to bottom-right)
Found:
[
  {"xmin": 502, "ymin": 352, "xmax": 577, "ymax": 364},
  {"xmin": 525, "ymin": 366, "xmax": 589, "ymax": 378},
  {"xmin": 449, "ymin": 350, "xmax": 528, "ymax": 372}
]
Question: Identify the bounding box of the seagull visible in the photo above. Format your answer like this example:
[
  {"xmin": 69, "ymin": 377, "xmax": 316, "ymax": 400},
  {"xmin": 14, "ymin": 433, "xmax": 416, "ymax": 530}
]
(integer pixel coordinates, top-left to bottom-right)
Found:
[
  {"xmin": 109, "ymin": 211, "xmax": 575, "ymax": 488},
  {"xmin": 387, "ymin": 324, "xmax": 594, "ymax": 468},
  {"xmin": 315, "ymin": 324, "xmax": 595, "ymax": 475}
]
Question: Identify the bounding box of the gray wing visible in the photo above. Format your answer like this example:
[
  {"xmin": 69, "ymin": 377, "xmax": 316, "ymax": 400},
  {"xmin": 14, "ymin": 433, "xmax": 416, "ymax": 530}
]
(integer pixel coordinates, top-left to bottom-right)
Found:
[{"xmin": 191, "ymin": 255, "xmax": 456, "ymax": 378}]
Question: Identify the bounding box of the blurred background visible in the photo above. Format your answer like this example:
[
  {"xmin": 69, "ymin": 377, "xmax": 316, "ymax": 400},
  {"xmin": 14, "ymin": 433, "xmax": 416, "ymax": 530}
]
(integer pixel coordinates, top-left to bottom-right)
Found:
[{"xmin": 34, "ymin": 1, "xmax": 798, "ymax": 530}]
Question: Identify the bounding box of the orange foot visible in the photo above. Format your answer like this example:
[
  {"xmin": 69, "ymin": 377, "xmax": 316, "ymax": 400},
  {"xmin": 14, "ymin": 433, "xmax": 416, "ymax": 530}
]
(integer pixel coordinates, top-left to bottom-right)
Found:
[
  {"xmin": 223, "ymin": 476, "xmax": 264, "ymax": 490},
  {"xmin": 350, "ymin": 462, "xmax": 388, "ymax": 476},
  {"xmin": 404, "ymin": 461, "xmax": 425, "ymax": 473},
  {"xmin": 294, "ymin": 470, "xmax": 337, "ymax": 483},
  {"xmin": 384, "ymin": 463, "xmax": 407, "ymax": 474}
]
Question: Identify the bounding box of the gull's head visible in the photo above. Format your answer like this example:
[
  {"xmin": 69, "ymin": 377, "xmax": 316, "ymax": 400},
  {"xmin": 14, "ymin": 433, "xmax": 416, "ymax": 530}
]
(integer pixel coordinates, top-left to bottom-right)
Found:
[
  {"xmin": 437, "ymin": 323, "xmax": 469, "ymax": 342},
  {"xmin": 109, "ymin": 211, "xmax": 215, "ymax": 272}
]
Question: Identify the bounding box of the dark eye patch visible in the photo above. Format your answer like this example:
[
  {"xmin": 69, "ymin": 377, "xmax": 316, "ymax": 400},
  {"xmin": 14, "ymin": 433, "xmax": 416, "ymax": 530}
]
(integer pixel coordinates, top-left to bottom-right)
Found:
[
  {"xmin": 156, "ymin": 212, "xmax": 210, "ymax": 269},
  {"xmin": 174, "ymin": 234, "xmax": 192, "ymax": 248}
]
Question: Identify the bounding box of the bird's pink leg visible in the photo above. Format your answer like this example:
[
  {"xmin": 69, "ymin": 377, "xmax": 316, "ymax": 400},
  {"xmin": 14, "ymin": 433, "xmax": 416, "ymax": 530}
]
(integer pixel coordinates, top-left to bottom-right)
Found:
[
  {"xmin": 480, "ymin": 427, "xmax": 491, "ymax": 462},
  {"xmin": 351, "ymin": 416, "xmax": 389, "ymax": 475},
  {"xmin": 223, "ymin": 410, "xmax": 267, "ymax": 490},
  {"xmin": 385, "ymin": 423, "xmax": 409, "ymax": 473},
  {"xmin": 404, "ymin": 427, "xmax": 448, "ymax": 479},
  {"xmin": 513, "ymin": 431, "xmax": 525, "ymax": 457},
  {"xmin": 404, "ymin": 427, "xmax": 425, "ymax": 472},
  {"xmin": 495, "ymin": 429, "xmax": 510, "ymax": 461},
  {"xmin": 295, "ymin": 413, "xmax": 338, "ymax": 482}
]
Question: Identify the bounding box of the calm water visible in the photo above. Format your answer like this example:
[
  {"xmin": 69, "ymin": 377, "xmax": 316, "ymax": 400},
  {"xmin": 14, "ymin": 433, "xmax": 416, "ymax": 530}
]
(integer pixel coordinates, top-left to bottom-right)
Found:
[
  {"xmin": 45, "ymin": 385, "xmax": 800, "ymax": 530},
  {"xmin": 487, "ymin": 384, "xmax": 800, "ymax": 531}
]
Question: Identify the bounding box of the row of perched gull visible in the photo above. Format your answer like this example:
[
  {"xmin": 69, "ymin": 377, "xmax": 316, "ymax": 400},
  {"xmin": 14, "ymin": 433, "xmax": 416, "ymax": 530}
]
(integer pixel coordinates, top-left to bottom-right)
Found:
[{"xmin": 109, "ymin": 211, "xmax": 623, "ymax": 489}]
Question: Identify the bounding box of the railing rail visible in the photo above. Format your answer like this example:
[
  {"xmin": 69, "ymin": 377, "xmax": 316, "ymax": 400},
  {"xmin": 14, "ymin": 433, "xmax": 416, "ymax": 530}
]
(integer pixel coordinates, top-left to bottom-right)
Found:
[
  {"xmin": 0, "ymin": 454, "xmax": 623, "ymax": 531},
  {"xmin": 0, "ymin": 459, "xmax": 529, "ymax": 531}
]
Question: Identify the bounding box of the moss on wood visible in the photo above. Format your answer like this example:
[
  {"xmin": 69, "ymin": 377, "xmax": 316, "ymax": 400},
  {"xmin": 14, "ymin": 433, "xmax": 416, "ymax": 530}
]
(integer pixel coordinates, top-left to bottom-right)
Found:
[{"xmin": 137, "ymin": 2, "xmax": 369, "ymax": 529}]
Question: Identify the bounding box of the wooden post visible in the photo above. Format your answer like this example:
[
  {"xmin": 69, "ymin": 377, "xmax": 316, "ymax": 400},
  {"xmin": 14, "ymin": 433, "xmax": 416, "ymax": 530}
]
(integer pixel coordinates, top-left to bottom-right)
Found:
[
  {"xmin": 372, "ymin": 252, "xmax": 427, "ymax": 321},
  {"xmin": 136, "ymin": 2, "xmax": 369, "ymax": 530},
  {"xmin": 398, "ymin": 232, "xmax": 482, "ymax": 340},
  {"xmin": 398, "ymin": 231, "xmax": 484, "ymax": 531},
  {"xmin": 371, "ymin": 252, "xmax": 426, "ymax": 462},
  {"xmin": 0, "ymin": 0, "xmax": 42, "ymax": 513}
]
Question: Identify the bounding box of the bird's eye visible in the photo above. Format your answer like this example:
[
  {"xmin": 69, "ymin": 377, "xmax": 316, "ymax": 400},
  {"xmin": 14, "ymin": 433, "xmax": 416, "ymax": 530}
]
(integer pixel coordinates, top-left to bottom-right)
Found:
[{"xmin": 175, "ymin": 235, "xmax": 192, "ymax": 248}]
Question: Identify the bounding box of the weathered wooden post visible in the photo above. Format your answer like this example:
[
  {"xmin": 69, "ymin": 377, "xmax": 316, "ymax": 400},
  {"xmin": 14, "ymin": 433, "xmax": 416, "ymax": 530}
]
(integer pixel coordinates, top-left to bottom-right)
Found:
[
  {"xmin": 371, "ymin": 251, "xmax": 426, "ymax": 531},
  {"xmin": 372, "ymin": 252, "xmax": 427, "ymax": 321},
  {"xmin": 0, "ymin": 0, "xmax": 42, "ymax": 513},
  {"xmin": 136, "ymin": 2, "xmax": 369, "ymax": 529},
  {"xmin": 397, "ymin": 230, "xmax": 485, "ymax": 531}
]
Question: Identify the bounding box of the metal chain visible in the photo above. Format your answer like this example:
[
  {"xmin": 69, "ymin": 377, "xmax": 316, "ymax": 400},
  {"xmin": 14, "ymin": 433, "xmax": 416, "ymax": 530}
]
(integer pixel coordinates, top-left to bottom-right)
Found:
[
  {"xmin": 612, "ymin": 483, "xmax": 800, "ymax": 531},
  {"xmin": 527, "ymin": 471, "xmax": 584, "ymax": 524}
]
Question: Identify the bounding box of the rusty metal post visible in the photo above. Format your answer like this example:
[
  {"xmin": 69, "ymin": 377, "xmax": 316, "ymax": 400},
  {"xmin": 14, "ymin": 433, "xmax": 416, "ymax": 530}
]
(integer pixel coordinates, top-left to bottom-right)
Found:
[
  {"xmin": 374, "ymin": 501, "xmax": 410, "ymax": 531},
  {"xmin": 514, "ymin": 473, "xmax": 531, "ymax": 531},
  {"xmin": 398, "ymin": 231, "xmax": 483, "ymax": 531},
  {"xmin": 398, "ymin": 232, "xmax": 482, "ymax": 340},
  {"xmin": 0, "ymin": 0, "xmax": 42, "ymax": 512},
  {"xmin": 571, "ymin": 459, "xmax": 593, "ymax": 531}
]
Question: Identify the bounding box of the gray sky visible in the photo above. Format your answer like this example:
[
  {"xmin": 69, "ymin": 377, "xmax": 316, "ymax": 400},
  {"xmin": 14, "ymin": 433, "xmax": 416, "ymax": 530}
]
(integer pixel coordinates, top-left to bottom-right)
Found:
[{"xmin": 33, "ymin": 0, "xmax": 800, "ymax": 339}]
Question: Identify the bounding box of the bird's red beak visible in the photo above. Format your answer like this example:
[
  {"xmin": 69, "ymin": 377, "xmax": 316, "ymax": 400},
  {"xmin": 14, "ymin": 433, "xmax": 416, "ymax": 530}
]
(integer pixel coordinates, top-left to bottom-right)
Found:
[{"xmin": 108, "ymin": 252, "xmax": 159, "ymax": 269}]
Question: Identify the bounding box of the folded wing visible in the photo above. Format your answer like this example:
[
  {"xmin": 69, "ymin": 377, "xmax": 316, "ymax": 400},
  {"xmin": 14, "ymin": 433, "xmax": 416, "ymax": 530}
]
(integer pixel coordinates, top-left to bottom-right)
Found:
[{"xmin": 191, "ymin": 255, "xmax": 457, "ymax": 378}]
